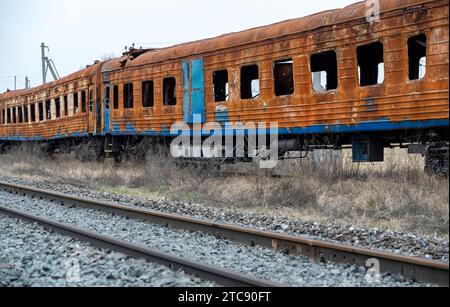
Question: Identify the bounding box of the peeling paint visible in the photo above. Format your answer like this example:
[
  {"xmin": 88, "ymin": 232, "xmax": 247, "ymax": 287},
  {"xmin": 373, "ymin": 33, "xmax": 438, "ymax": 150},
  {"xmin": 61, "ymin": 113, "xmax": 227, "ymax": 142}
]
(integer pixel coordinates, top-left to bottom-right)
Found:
[{"xmin": 0, "ymin": 0, "xmax": 448, "ymax": 144}]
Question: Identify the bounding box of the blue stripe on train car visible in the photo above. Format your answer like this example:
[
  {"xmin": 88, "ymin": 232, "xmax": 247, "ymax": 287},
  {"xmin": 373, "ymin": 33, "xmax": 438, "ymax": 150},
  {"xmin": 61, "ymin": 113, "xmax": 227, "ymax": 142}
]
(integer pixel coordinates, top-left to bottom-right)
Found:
[
  {"xmin": 106, "ymin": 119, "xmax": 449, "ymax": 137},
  {"xmin": 1, "ymin": 119, "xmax": 448, "ymax": 141},
  {"xmin": 215, "ymin": 109, "xmax": 230, "ymax": 123}
]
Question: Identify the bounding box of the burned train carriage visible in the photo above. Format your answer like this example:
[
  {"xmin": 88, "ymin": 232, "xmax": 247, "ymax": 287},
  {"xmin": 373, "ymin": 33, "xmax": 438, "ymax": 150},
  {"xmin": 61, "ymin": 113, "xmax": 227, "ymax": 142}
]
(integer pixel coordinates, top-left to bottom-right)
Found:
[{"xmin": 0, "ymin": 0, "xmax": 449, "ymax": 174}]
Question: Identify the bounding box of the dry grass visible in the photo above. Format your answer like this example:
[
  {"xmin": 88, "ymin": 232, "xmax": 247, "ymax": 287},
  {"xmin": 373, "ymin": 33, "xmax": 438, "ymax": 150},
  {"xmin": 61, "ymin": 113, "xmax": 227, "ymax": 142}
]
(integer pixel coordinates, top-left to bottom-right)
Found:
[{"xmin": 0, "ymin": 144, "xmax": 448, "ymax": 238}]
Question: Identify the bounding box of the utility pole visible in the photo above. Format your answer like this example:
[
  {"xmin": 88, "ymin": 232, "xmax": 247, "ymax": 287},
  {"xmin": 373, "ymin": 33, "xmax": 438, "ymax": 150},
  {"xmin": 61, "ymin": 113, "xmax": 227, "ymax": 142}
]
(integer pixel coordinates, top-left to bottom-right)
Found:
[
  {"xmin": 41, "ymin": 42, "xmax": 60, "ymax": 84},
  {"xmin": 41, "ymin": 43, "xmax": 46, "ymax": 84},
  {"xmin": 25, "ymin": 77, "xmax": 30, "ymax": 89},
  {"xmin": 14, "ymin": 76, "xmax": 17, "ymax": 91}
]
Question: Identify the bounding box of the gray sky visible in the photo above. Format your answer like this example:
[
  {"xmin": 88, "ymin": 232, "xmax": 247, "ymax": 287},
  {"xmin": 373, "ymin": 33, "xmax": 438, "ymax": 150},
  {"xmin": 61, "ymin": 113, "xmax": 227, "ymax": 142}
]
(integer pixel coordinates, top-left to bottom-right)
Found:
[{"xmin": 0, "ymin": 0, "xmax": 357, "ymax": 92}]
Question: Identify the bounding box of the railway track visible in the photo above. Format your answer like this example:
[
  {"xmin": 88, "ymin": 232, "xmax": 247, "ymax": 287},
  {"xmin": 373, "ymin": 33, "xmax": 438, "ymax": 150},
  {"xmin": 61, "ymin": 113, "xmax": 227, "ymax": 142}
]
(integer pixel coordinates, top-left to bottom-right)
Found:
[
  {"xmin": 0, "ymin": 181, "xmax": 448, "ymax": 287},
  {"xmin": 0, "ymin": 204, "xmax": 280, "ymax": 287}
]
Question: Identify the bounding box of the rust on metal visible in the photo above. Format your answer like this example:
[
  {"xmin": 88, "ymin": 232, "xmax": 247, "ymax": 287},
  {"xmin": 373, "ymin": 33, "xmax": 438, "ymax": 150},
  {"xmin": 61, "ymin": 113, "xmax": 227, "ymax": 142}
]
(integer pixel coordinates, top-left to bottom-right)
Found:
[{"xmin": 0, "ymin": 0, "xmax": 448, "ymax": 139}]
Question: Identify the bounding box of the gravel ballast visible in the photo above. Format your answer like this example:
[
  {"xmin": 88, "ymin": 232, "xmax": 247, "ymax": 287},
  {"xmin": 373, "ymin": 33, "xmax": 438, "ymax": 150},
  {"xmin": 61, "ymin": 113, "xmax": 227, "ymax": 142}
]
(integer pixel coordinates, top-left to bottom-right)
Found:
[
  {"xmin": 0, "ymin": 214, "xmax": 214, "ymax": 287},
  {"xmin": 0, "ymin": 188, "xmax": 432, "ymax": 287},
  {"xmin": 0, "ymin": 176, "xmax": 447, "ymax": 263}
]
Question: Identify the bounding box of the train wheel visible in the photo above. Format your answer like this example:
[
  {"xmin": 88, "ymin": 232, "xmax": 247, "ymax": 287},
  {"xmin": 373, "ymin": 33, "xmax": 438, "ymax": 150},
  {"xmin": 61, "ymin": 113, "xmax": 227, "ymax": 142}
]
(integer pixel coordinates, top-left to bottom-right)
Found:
[{"xmin": 424, "ymin": 143, "xmax": 449, "ymax": 178}]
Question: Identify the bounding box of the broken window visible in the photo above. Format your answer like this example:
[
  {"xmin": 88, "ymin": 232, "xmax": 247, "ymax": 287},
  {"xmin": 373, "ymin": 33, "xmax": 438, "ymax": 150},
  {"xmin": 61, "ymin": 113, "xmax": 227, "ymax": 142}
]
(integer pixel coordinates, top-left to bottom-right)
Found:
[
  {"xmin": 81, "ymin": 91, "xmax": 86, "ymax": 113},
  {"xmin": 142, "ymin": 81, "xmax": 154, "ymax": 108},
  {"xmin": 18, "ymin": 106, "xmax": 23, "ymax": 123},
  {"xmin": 241, "ymin": 65, "xmax": 260, "ymax": 99},
  {"xmin": 163, "ymin": 77, "xmax": 177, "ymax": 106},
  {"xmin": 123, "ymin": 83, "xmax": 134, "ymax": 109},
  {"xmin": 7, "ymin": 108, "xmax": 11, "ymax": 124},
  {"xmin": 64, "ymin": 96, "xmax": 68, "ymax": 116},
  {"xmin": 45, "ymin": 100, "xmax": 51, "ymax": 119},
  {"xmin": 274, "ymin": 60, "xmax": 294, "ymax": 96},
  {"xmin": 24, "ymin": 105, "xmax": 28, "ymax": 123},
  {"xmin": 113, "ymin": 85, "xmax": 119, "ymax": 109},
  {"xmin": 55, "ymin": 98, "xmax": 61, "ymax": 118},
  {"xmin": 213, "ymin": 70, "xmax": 229, "ymax": 102},
  {"xmin": 311, "ymin": 51, "xmax": 338, "ymax": 92},
  {"xmin": 357, "ymin": 42, "xmax": 384, "ymax": 86},
  {"xmin": 31, "ymin": 103, "xmax": 36, "ymax": 122},
  {"xmin": 408, "ymin": 34, "xmax": 427, "ymax": 80},
  {"xmin": 73, "ymin": 92, "xmax": 79, "ymax": 114},
  {"xmin": 38, "ymin": 102, "xmax": 44, "ymax": 121},
  {"xmin": 1, "ymin": 109, "xmax": 5, "ymax": 125},
  {"xmin": 105, "ymin": 86, "xmax": 110, "ymax": 110},
  {"xmin": 12, "ymin": 107, "xmax": 16, "ymax": 123}
]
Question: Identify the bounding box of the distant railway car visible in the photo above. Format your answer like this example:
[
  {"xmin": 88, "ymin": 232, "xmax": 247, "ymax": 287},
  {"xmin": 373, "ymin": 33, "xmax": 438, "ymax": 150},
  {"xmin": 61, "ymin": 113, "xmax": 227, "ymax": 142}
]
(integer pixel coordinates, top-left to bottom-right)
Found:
[{"xmin": 1, "ymin": 0, "xmax": 448, "ymax": 174}]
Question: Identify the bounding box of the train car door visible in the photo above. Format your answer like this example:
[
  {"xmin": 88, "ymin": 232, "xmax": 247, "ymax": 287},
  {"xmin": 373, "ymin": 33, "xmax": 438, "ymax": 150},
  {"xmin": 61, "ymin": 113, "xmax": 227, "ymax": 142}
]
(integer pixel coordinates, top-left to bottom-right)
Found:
[
  {"xmin": 183, "ymin": 59, "xmax": 205, "ymax": 125},
  {"xmin": 88, "ymin": 85, "xmax": 96, "ymax": 134},
  {"xmin": 103, "ymin": 83, "xmax": 111, "ymax": 134},
  {"xmin": 96, "ymin": 91, "xmax": 102, "ymax": 134}
]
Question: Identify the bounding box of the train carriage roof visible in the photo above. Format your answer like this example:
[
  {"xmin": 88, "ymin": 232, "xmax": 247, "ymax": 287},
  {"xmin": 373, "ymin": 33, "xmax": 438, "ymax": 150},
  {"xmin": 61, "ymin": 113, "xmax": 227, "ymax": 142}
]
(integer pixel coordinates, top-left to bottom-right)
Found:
[
  {"xmin": 1, "ymin": 0, "xmax": 443, "ymax": 101},
  {"xmin": 126, "ymin": 0, "xmax": 438, "ymax": 68},
  {"xmin": 0, "ymin": 64, "xmax": 100, "ymax": 101}
]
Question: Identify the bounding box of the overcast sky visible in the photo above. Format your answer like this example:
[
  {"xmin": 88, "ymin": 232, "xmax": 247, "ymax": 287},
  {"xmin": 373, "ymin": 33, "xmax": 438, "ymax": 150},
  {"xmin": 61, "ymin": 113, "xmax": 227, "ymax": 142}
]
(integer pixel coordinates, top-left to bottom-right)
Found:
[{"xmin": 0, "ymin": 0, "xmax": 357, "ymax": 92}]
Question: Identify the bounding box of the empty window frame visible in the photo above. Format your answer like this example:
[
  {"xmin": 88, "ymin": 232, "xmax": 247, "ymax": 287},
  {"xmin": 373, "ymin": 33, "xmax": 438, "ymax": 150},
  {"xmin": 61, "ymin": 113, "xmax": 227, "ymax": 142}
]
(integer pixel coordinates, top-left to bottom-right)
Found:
[
  {"xmin": 73, "ymin": 92, "xmax": 79, "ymax": 114},
  {"xmin": 38, "ymin": 102, "xmax": 44, "ymax": 121},
  {"xmin": 1, "ymin": 109, "xmax": 5, "ymax": 125},
  {"xmin": 274, "ymin": 60, "xmax": 295, "ymax": 96},
  {"xmin": 213, "ymin": 70, "xmax": 229, "ymax": 102},
  {"xmin": 31, "ymin": 103, "xmax": 36, "ymax": 122},
  {"xmin": 310, "ymin": 51, "xmax": 338, "ymax": 92},
  {"xmin": 142, "ymin": 81, "xmax": 154, "ymax": 108},
  {"xmin": 105, "ymin": 86, "xmax": 111, "ymax": 110},
  {"xmin": 7, "ymin": 108, "xmax": 11, "ymax": 124},
  {"xmin": 45, "ymin": 100, "xmax": 51, "ymax": 119},
  {"xmin": 18, "ymin": 106, "xmax": 23, "ymax": 123},
  {"xmin": 113, "ymin": 85, "xmax": 119, "ymax": 109},
  {"xmin": 12, "ymin": 107, "xmax": 16, "ymax": 123},
  {"xmin": 81, "ymin": 91, "xmax": 87, "ymax": 113},
  {"xmin": 64, "ymin": 96, "xmax": 68, "ymax": 116},
  {"xmin": 357, "ymin": 42, "xmax": 385, "ymax": 86},
  {"xmin": 241, "ymin": 65, "xmax": 260, "ymax": 99},
  {"xmin": 408, "ymin": 34, "xmax": 427, "ymax": 80},
  {"xmin": 123, "ymin": 83, "xmax": 134, "ymax": 109},
  {"xmin": 24, "ymin": 105, "xmax": 29, "ymax": 123},
  {"xmin": 163, "ymin": 77, "xmax": 177, "ymax": 106},
  {"xmin": 55, "ymin": 98, "xmax": 61, "ymax": 118}
]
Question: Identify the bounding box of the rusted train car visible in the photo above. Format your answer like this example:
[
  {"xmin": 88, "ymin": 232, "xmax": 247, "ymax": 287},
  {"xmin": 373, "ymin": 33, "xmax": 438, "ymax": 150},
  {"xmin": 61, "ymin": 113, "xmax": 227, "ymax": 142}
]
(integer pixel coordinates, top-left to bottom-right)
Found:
[{"xmin": 1, "ymin": 0, "xmax": 448, "ymax": 173}]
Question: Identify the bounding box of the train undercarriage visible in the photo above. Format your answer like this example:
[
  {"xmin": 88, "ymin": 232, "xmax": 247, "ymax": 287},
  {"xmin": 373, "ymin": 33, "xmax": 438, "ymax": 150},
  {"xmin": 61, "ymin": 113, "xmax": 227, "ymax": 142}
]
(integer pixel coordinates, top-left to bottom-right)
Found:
[{"xmin": 0, "ymin": 128, "xmax": 448, "ymax": 178}]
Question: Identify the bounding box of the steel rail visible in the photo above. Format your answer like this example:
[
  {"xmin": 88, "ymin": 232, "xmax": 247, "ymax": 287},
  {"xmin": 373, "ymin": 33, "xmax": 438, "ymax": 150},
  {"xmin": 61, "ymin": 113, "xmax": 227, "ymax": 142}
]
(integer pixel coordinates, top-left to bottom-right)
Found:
[
  {"xmin": 0, "ymin": 181, "xmax": 448, "ymax": 286},
  {"xmin": 0, "ymin": 204, "xmax": 281, "ymax": 287}
]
